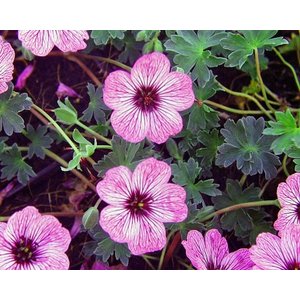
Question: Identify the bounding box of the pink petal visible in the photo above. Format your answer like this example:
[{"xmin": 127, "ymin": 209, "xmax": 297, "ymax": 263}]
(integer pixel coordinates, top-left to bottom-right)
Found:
[
  {"xmin": 29, "ymin": 251, "xmax": 70, "ymax": 270},
  {"xmin": 220, "ymin": 249, "xmax": 254, "ymax": 270},
  {"xmin": 131, "ymin": 52, "xmax": 170, "ymax": 88},
  {"xmin": 50, "ymin": 30, "xmax": 89, "ymax": 53},
  {"xmin": 103, "ymin": 70, "xmax": 136, "ymax": 110},
  {"xmin": 158, "ymin": 71, "xmax": 195, "ymax": 111},
  {"xmin": 146, "ymin": 107, "xmax": 183, "ymax": 144},
  {"xmin": 250, "ymin": 232, "xmax": 287, "ymax": 270},
  {"xmin": 277, "ymin": 173, "xmax": 300, "ymax": 207},
  {"xmin": 15, "ymin": 64, "xmax": 34, "ymax": 90},
  {"xmin": 132, "ymin": 158, "xmax": 171, "ymax": 195},
  {"xmin": 274, "ymin": 206, "xmax": 300, "ymax": 236},
  {"xmin": 96, "ymin": 166, "xmax": 132, "ymax": 206},
  {"xmin": 56, "ymin": 82, "xmax": 81, "ymax": 99},
  {"xmin": 0, "ymin": 222, "xmax": 17, "ymax": 270},
  {"xmin": 149, "ymin": 183, "xmax": 188, "ymax": 223},
  {"xmin": 0, "ymin": 82, "xmax": 9, "ymax": 94},
  {"xmin": 110, "ymin": 107, "xmax": 149, "ymax": 143},
  {"xmin": 18, "ymin": 30, "xmax": 55, "ymax": 57},
  {"xmin": 182, "ymin": 229, "xmax": 229, "ymax": 270}
]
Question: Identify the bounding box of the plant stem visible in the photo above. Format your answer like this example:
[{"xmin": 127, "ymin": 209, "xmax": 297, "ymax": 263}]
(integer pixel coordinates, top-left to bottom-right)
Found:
[
  {"xmin": 273, "ymin": 47, "xmax": 300, "ymax": 92},
  {"xmin": 282, "ymin": 153, "xmax": 290, "ymax": 177},
  {"xmin": 200, "ymin": 199, "xmax": 280, "ymax": 223},
  {"xmin": 32, "ymin": 104, "xmax": 80, "ymax": 155},
  {"xmin": 76, "ymin": 120, "xmax": 112, "ymax": 146},
  {"xmin": 254, "ymin": 48, "xmax": 276, "ymax": 113},
  {"xmin": 142, "ymin": 256, "xmax": 156, "ymax": 270},
  {"xmin": 158, "ymin": 230, "xmax": 174, "ymax": 270},
  {"xmin": 217, "ymin": 81, "xmax": 275, "ymax": 120},
  {"xmin": 0, "ymin": 211, "xmax": 84, "ymax": 222},
  {"xmin": 239, "ymin": 174, "xmax": 247, "ymax": 187},
  {"xmin": 203, "ymin": 100, "xmax": 271, "ymax": 115}
]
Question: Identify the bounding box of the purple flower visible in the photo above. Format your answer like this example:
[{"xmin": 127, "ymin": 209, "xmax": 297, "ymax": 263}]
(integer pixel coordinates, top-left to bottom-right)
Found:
[
  {"xmin": 18, "ymin": 30, "xmax": 89, "ymax": 57},
  {"xmin": 56, "ymin": 82, "xmax": 81, "ymax": 99},
  {"xmin": 182, "ymin": 229, "xmax": 254, "ymax": 270},
  {"xmin": 97, "ymin": 158, "xmax": 188, "ymax": 255},
  {"xmin": 103, "ymin": 52, "xmax": 195, "ymax": 144},
  {"xmin": 250, "ymin": 224, "xmax": 300, "ymax": 270},
  {"xmin": 15, "ymin": 64, "xmax": 34, "ymax": 90},
  {"xmin": 0, "ymin": 206, "xmax": 71, "ymax": 270},
  {"xmin": 0, "ymin": 37, "xmax": 15, "ymax": 94},
  {"xmin": 274, "ymin": 173, "xmax": 300, "ymax": 235}
]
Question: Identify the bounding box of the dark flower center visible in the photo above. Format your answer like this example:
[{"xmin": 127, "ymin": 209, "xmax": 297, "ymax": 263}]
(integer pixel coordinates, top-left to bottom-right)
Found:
[
  {"xmin": 126, "ymin": 190, "xmax": 152, "ymax": 215},
  {"xmin": 296, "ymin": 203, "xmax": 300, "ymax": 219},
  {"xmin": 12, "ymin": 236, "xmax": 37, "ymax": 264},
  {"xmin": 133, "ymin": 86, "xmax": 159, "ymax": 112}
]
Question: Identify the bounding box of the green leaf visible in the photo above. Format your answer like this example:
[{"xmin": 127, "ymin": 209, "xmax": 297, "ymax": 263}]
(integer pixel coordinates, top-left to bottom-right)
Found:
[
  {"xmin": 136, "ymin": 30, "xmax": 159, "ymax": 42},
  {"xmin": 0, "ymin": 144, "xmax": 36, "ymax": 185},
  {"xmin": 91, "ymin": 30, "xmax": 126, "ymax": 45},
  {"xmin": 221, "ymin": 30, "xmax": 288, "ymax": 68},
  {"xmin": 61, "ymin": 153, "xmax": 81, "ymax": 172},
  {"xmin": 212, "ymin": 180, "xmax": 261, "ymax": 238},
  {"xmin": 94, "ymin": 136, "xmax": 154, "ymax": 176},
  {"xmin": 82, "ymin": 207, "xmax": 99, "ymax": 230},
  {"xmin": 287, "ymin": 147, "xmax": 300, "ymax": 172},
  {"xmin": 166, "ymin": 138, "xmax": 182, "ymax": 161},
  {"xmin": 26, "ymin": 124, "xmax": 53, "ymax": 159},
  {"xmin": 216, "ymin": 116, "xmax": 280, "ymax": 179},
  {"xmin": 194, "ymin": 71, "xmax": 221, "ymax": 100},
  {"xmin": 279, "ymin": 32, "xmax": 300, "ymax": 54},
  {"xmin": 0, "ymin": 84, "xmax": 32, "ymax": 136},
  {"xmin": 187, "ymin": 103, "xmax": 219, "ymax": 133},
  {"xmin": 164, "ymin": 30, "xmax": 227, "ymax": 82},
  {"xmin": 118, "ymin": 32, "xmax": 143, "ymax": 65},
  {"xmin": 81, "ymin": 83, "xmax": 107, "ymax": 124},
  {"xmin": 171, "ymin": 158, "xmax": 221, "ymax": 205},
  {"xmin": 72, "ymin": 129, "xmax": 97, "ymax": 157},
  {"xmin": 263, "ymin": 109, "xmax": 300, "ymax": 155},
  {"xmin": 196, "ymin": 128, "xmax": 223, "ymax": 170},
  {"xmin": 54, "ymin": 99, "xmax": 78, "ymax": 125}
]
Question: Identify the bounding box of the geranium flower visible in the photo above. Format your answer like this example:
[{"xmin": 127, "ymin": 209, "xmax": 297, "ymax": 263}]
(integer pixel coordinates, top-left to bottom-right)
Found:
[
  {"xmin": 97, "ymin": 157, "xmax": 188, "ymax": 255},
  {"xmin": 103, "ymin": 52, "xmax": 195, "ymax": 144},
  {"xmin": 182, "ymin": 229, "xmax": 254, "ymax": 270},
  {"xmin": 15, "ymin": 64, "xmax": 34, "ymax": 90},
  {"xmin": 250, "ymin": 224, "xmax": 300, "ymax": 270},
  {"xmin": 0, "ymin": 38, "xmax": 15, "ymax": 94},
  {"xmin": 18, "ymin": 30, "xmax": 89, "ymax": 57},
  {"xmin": 0, "ymin": 206, "xmax": 71, "ymax": 270},
  {"xmin": 274, "ymin": 173, "xmax": 300, "ymax": 235},
  {"xmin": 56, "ymin": 82, "xmax": 81, "ymax": 99}
]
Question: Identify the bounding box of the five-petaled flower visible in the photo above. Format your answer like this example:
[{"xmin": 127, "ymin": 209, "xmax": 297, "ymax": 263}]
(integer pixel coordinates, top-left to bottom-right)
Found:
[
  {"xmin": 18, "ymin": 30, "xmax": 89, "ymax": 57},
  {"xmin": 250, "ymin": 224, "xmax": 300, "ymax": 270},
  {"xmin": 182, "ymin": 229, "xmax": 254, "ymax": 270},
  {"xmin": 0, "ymin": 206, "xmax": 71, "ymax": 270},
  {"xmin": 96, "ymin": 157, "xmax": 188, "ymax": 255},
  {"xmin": 103, "ymin": 52, "xmax": 195, "ymax": 144},
  {"xmin": 0, "ymin": 37, "xmax": 15, "ymax": 94},
  {"xmin": 274, "ymin": 173, "xmax": 300, "ymax": 235}
]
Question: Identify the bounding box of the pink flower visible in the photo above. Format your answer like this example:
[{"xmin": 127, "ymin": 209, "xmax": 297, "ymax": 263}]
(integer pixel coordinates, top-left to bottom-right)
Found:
[
  {"xmin": 18, "ymin": 30, "xmax": 89, "ymax": 57},
  {"xmin": 97, "ymin": 157, "xmax": 188, "ymax": 255},
  {"xmin": 103, "ymin": 52, "xmax": 195, "ymax": 144},
  {"xmin": 274, "ymin": 173, "xmax": 300, "ymax": 235},
  {"xmin": 250, "ymin": 224, "xmax": 300, "ymax": 269},
  {"xmin": 182, "ymin": 229, "xmax": 254, "ymax": 270},
  {"xmin": 0, "ymin": 38, "xmax": 15, "ymax": 94},
  {"xmin": 15, "ymin": 64, "xmax": 34, "ymax": 90},
  {"xmin": 0, "ymin": 206, "xmax": 71, "ymax": 270},
  {"xmin": 56, "ymin": 82, "xmax": 81, "ymax": 99}
]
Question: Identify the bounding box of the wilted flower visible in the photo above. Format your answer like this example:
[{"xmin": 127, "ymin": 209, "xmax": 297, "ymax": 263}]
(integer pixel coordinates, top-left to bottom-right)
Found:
[
  {"xmin": 103, "ymin": 52, "xmax": 195, "ymax": 144},
  {"xmin": 182, "ymin": 229, "xmax": 254, "ymax": 270},
  {"xmin": 250, "ymin": 224, "xmax": 300, "ymax": 269},
  {"xmin": 0, "ymin": 206, "xmax": 71, "ymax": 270},
  {"xmin": 18, "ymin": 30, "xmax": 89, "ymax": 57},
  {"xmin": 56, "ymin": 82, "xmax": 81, "ymax": 99},
  {"xmin": 97, "ymin": 157, "xmax": 188, "ymax": 255},
  {"xmin": 15, "ymin": 64, "xmax": 34, "ymax": 90},
  {"xmin": 274, "ymin": 173, "xmax": 300, "ymax": 235},
  {"xmin": 0, "ymin": 38, "xmax": 15, "ymax": 94}
]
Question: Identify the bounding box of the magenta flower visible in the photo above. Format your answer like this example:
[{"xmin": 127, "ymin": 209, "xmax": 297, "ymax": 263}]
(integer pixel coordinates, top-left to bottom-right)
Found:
[
  {"xmin": 97, "ymin": 157, "xmax": 188, "ymax": 255},
  {"xmin": 0, "ymin": 206, "xmax": 71, "ymax": 270},
  {"xmin": 103, "ymin": 52, "xmax": 195, "ymax": 144},
  {"xmin": 274, "ymin": 173, "xmax": 300, "ymax": 235},
  {"xmin": 250, "ymin": 224, "xmax": 300, "ymax": 269},
  {"xmin": 15, "ymin": 64, "xmax": 34, "ymax": 90},
  {"xmin": 182, "ymin": 229, "xmax": 254, "ymax": 270},
  {"xmin": 18, "ymin": 30, "xmax": 89, "ymax": 57},
  {"xmin": 56, "ymin": 82, "xmax": 81, "ymax": 99},
  {"xmin": 0, "ymin": 38, "xmax": 15, "ymax": 94}
]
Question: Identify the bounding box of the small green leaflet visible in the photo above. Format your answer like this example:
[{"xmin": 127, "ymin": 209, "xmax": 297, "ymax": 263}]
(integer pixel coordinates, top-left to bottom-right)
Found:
[{"xmin": 91, "ymin": 30, "xmax": 126, "ymax": 45}]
